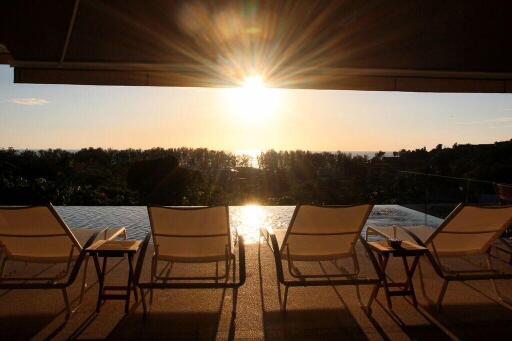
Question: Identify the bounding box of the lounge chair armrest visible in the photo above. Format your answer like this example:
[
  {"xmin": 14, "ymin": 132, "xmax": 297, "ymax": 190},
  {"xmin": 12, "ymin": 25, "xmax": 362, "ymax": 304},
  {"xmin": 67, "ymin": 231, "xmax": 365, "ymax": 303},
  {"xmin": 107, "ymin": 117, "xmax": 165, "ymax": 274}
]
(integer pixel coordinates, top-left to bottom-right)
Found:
[
  {"xmin": 233, "ymin": 227, "xmax": 239, "ymax": 246},
  {"xmin": 264, "ymin": 227, "xmax": 285, "ymax": 283},
  {"xmin": 134, "ymin": 233, "xmax": 152, "ymax": 285},
  {"xmin": 498, "ymin": 238, "xmax": 512, "ymax": 252},
  {"xmin": 264, "ymin": 225, "xmax": 275, "ymax": 233},
  {"xmin": 393, "ymin": 226, "xmax": 428, "ymax": 247},
  {"xmin": 392, "ymin": 227, "xmax": 449, "ymax": 278},
  {"xmin": 97, "ymin": 227, "xmax": 127, "ymax": 241},
  {"xmin": 65, "ymin": 230, "xmax": 102, "ymax": 286},
  {"xmin": 260, "ymin": 225, "xmax": 274, "ymax": 239},
  {"xmin": 235, "ymin": 234, "xmax": 247, "ymax": 286},
  {"xmin": 365, "ymin": 225, "xmax": 395, "ymax": 241},
  {"xmin": 493, "ymin": 239, "xmax": 512, "ymax": 263}
]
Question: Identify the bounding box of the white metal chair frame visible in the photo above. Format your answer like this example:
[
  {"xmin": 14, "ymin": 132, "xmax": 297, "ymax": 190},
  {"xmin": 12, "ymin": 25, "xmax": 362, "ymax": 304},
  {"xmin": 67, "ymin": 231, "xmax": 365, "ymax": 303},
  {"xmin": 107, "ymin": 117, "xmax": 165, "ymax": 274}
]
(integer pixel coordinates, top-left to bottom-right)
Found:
[
  {"xmin": 135, "ymin": 234, "xmax": 246, "ymax": 318},
  {"xmin": 0, "ymin": 204, "xmax": 127, "ymax": 319},
  {"xmin": 394, "ymin": 203, "xmax": 512, "ymax": 309},
  {"xmin": 259, "ymin": 204, "xmax": 384, "ymax": 315},
  {"xmin": 148, "ymin": 206, "xmax": 236, "ymax": 283},
  {"xmin": 142, "ymin": 205, "xmax": 246, "ymax": 317}
]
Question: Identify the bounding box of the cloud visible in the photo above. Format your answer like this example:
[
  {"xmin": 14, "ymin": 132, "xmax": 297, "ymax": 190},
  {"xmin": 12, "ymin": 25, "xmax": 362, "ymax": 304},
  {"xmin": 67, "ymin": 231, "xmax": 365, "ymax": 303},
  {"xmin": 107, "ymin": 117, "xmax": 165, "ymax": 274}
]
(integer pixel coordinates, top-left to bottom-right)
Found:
[
  {"xmin": 456, "ymin": 116, "xmax": 512, "ymax": 125},
  {"xmin": 490, "ymin": 124, "xmax": 512, "ymax": 129},
  {"xmin": 7, "ymin": 98, "xmax": 49, "ymax": 106}
]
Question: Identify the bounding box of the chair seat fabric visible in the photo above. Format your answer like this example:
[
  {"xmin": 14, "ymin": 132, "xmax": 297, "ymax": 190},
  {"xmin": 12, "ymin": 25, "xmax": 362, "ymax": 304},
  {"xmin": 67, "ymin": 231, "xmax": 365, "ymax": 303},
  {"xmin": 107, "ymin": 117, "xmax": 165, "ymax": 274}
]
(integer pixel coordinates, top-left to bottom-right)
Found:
[
  {"xmin": 277, "ymin": 205, "xmax": 373, "ymax": 262},
  {"xmin": 149, "ymin": 206, "xmax": 232, "ymax": 264},
  {"xmin": 276, "ymin": 229, "xmax": 353, "ymax": 261},
  {"xmin": 427, "ymin": 205, "xmax": 512, "ymax": 256},
  {"xmin": 156, "ymin": 252, "xmax": 235, "ymax": 263},
  {"xmin": 5, "ymin": 251, "xmax": 79, "ymax": 263}
]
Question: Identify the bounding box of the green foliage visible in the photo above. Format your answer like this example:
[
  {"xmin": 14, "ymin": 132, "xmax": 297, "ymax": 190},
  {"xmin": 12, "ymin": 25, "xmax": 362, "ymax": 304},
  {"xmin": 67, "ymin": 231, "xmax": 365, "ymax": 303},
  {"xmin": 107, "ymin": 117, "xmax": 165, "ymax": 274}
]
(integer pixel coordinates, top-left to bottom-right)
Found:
[{"xmin": 0, "ymin": 140, "xmax": 510, "ymax": 206}]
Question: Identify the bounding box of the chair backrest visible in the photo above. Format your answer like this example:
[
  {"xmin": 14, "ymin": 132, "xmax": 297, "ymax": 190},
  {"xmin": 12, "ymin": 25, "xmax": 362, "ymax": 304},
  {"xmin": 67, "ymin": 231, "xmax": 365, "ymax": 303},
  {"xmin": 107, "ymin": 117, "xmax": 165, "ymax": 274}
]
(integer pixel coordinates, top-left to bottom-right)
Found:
[
  {"xmin": 495, "ymin": 183, "xmax": 512, "ymax": 205},
  {"xmin": 147, "ymin": 206, "xmax": 231, "ymax": 261},
  {"xmin": 280, "ymin": 204, "xmax": 373, "ymax": 259},
  {"xmin": 427, "ymin": 204, "xmax": 512, "ymax": 256},
  {"xmin": 0, "ymin": 204, "xmax": 81, "ymax": 259}
]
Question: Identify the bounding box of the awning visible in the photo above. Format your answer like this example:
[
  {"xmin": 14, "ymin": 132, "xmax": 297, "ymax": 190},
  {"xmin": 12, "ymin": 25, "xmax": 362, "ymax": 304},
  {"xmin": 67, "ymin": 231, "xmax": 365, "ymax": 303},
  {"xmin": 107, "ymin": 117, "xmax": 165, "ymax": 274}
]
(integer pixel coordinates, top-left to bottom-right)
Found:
[{"xmin": 1, "ymin": 0, "xmax": 511, "ymax": 92}]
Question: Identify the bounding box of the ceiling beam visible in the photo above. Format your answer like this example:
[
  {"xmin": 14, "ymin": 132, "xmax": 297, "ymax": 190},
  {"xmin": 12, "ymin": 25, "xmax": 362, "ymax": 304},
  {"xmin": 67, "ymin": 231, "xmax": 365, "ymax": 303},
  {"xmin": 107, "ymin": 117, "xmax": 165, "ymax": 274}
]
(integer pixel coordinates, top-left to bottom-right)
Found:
[{"xmin": 13, "ymin": 66, "xmax": 512, "ymax": 93}]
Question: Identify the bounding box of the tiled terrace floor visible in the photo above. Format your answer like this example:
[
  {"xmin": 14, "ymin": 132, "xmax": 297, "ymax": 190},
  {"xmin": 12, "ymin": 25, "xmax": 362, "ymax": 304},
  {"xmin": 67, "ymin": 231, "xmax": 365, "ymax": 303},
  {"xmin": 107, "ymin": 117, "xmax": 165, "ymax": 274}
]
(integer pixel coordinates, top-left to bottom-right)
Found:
[{"xmin": 1, "ymin": 227, "xmax": 511, "ymax": 340}]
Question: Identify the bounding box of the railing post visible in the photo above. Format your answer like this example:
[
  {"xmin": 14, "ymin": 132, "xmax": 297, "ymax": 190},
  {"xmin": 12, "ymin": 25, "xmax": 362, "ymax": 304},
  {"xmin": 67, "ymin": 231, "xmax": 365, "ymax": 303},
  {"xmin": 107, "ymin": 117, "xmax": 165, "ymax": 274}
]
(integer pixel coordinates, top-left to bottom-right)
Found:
[
  {"xmin": 465, "ymin": 179, "xmax": 470, "ymax": 204},
  {"xmin": 424, "ymin": 174, "xmax": 429, "ymax": 226}
]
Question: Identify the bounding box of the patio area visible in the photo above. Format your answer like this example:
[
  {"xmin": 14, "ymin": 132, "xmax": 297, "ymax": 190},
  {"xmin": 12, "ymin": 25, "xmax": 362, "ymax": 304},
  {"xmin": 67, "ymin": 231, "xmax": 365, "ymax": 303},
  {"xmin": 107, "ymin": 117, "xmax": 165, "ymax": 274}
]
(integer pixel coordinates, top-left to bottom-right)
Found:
[
  {"xmin": 2, "ymin": 2, "xmax": 512, "ymax": 340},
  {"xmin": 1, "ymin": 225, "xmax": 511, "ymax": 340}
]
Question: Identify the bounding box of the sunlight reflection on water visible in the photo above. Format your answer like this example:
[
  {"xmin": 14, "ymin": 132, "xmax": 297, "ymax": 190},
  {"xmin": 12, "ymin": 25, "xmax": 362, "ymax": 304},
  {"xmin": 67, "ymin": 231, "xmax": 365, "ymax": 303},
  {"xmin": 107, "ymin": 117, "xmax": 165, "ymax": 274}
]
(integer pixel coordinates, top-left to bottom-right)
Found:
[{"xmin": 231, "ymin": 205, "xmax": 277, "ymax": 243}]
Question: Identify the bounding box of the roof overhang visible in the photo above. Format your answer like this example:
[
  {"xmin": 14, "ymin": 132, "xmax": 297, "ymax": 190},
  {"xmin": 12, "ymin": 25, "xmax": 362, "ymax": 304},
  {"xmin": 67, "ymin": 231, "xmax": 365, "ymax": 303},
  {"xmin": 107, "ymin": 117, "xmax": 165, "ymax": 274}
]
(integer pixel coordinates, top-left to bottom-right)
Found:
[
  {"xmin": 2, "ymin": 0, "xmax": 512, "ymax": 92},
  {"xmin": 0, "ymin": 45, "xmax": 11, "ymax": 64}
]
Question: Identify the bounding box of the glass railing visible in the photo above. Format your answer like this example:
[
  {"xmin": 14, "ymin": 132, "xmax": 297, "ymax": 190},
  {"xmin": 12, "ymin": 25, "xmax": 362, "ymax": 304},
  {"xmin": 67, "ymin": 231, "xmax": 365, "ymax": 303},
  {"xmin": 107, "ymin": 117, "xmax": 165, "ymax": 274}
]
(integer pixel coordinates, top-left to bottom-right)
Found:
[
  {"xmin": 397, "ymin": 170, "xmax": 497, "ymax": 219},
  {"xmin": 396, "ymin": 170, "xmax": 500, "ymax": 232}
]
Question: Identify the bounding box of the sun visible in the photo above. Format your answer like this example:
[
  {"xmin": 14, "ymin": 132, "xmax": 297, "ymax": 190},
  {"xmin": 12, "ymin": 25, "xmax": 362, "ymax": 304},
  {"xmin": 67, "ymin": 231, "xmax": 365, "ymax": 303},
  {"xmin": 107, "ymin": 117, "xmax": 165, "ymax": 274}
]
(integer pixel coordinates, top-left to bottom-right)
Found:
[
  {"xmin": 224, "ymin": 75, "xmax": 278, "ymax": 122},
  {"xmin": 243, "ymin": 75, "xmax": 265, "ymax": 89}
]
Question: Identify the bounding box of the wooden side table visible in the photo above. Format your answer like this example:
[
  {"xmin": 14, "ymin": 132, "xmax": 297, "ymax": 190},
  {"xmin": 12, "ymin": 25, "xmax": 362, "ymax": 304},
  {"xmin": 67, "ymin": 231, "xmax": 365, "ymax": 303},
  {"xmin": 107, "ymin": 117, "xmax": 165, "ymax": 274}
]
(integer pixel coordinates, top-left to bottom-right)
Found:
[
  {"xmin": 86, "ymin": 239, "xmax": 141, "ymax": 313},
  {"xmin": 367, "ymin": 239, "xmax": 428, "ymax": 309}
]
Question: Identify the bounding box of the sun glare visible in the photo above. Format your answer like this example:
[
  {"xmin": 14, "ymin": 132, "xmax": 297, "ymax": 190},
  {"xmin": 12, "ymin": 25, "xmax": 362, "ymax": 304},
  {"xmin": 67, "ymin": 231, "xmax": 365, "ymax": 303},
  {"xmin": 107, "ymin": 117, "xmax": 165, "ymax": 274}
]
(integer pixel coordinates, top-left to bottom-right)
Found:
[
  {"xmin": 235, "ymin": 204, "xmax": 268, "ymax": 243},
  {"xmin": 225, "ymin": 75, "xmax": 279, "ymax": 122}
]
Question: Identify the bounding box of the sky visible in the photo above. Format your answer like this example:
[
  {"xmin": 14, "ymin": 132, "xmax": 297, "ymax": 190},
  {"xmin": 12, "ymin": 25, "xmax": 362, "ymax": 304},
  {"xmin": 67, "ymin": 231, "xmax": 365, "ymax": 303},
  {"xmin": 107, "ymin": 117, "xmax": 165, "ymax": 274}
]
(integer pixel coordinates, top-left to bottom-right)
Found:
[{"xmin": 0, "ymin": 65, "xmax": 511, "ymax": 152}]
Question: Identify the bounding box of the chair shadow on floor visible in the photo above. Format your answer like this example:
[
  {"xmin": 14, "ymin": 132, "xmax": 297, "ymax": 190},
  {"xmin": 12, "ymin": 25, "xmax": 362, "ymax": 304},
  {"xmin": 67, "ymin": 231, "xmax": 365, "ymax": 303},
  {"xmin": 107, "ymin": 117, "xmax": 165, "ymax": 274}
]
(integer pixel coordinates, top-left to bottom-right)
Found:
[
  {"xmin": 0, "ymin": 281, "xmax": 84, "ymax": 340},
  {"xmin": 0, "ymin": 313, "xmax": 67, "ymax": 340},
  {"xmin": 262, "ymin": 309, "xmax": 371, "ymax": 341},
  {"xmin": 105, "ymin": 288, "xmax": 237, "ymax": 340},
  {"xmin": 257, "ymin": 245, "xmax": 379, "ymax": 341},
  {"xmin": 107, "ymin": 311, "xmax": 227, "ymax": 340},
  {"xmin": 418, "ymin": 302, "xmax": 512, "ymax": 341},
  {"xmin": 375, "ymin": 273, "xmax": 512, "ymax": 341}
]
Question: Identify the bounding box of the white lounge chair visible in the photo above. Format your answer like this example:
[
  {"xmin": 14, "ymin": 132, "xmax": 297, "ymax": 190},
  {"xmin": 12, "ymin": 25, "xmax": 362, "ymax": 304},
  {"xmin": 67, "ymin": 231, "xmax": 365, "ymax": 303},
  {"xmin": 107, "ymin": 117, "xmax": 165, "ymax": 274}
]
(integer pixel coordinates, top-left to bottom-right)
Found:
[
  {"xmin": 0, "ymin": 204, "xmax": 127, "ymax": 319},
  {"xmin": 395, "ymin": 203, "xmax": 512, "ymax": 308},
  {"xmin": 260, "ymin": 204, "xmax": 383, "ymax": 314},
  {"xmin": 136, "ymin": 206, "xmax": 246, "ymax": 317}
]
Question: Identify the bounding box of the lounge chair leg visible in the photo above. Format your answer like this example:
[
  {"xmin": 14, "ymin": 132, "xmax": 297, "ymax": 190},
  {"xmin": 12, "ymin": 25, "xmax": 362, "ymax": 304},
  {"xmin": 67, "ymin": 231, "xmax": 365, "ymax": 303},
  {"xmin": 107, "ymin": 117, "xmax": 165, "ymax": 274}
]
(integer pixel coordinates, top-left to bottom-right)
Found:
[
  {"xmin": 232, "ymin": 255, "xmax": 236, "ymax": 283},
  {"xmin": 258, "ymin": 230, "xmax": 262, "ymax": 257},
  {"xmin": 62, "ymin": 288, "xmax": 72, "ymax": 320},
  {"xmin": 140, "ymin": 288, "xmax": 148, "ymax": 319},
  {"xmin": 0, "ymin": 257, "xmax": 7, "ymax": 279},
  {"xmin": 232, "ymin": 287, "xmax": 238, "ymax": 317},
  {"xmin": 491, "ymin": 279, "xmax": 512, "ymax": 306},
  {"xmin": 436, "ymin": 280, "xmax": 449, "ymax": 310},
  {"xmin": 418, "ymin": 260, "xmax": 427, "ymax": 296},
  {"xmin": 282, "ymin": 286, "xmax": 289, "ymax": 313},
  {"xmin": 355, "ymin": 283, "xmax": 362, "ymax": 306},
  {"xmin": 416, "ymin": 259, "xmax": 437, "ymax": 307},
  {"xmin": 276, "ymin": 281, "xmax": 283, "ymax": 306},
  {"xmin": 487, "ymin": 253, "xmax": 499, "ymax": 297},
  {"xmin": 79, "ymin": 255, "xmax": 90, "ymax": 304},
  {"xmin": 364, "ymin": 284, "xmax": 379, "ymax": 315},
  {"xmin": 487, "ymin": 253, "xmax": 512, "ymax": 305},
  {"xmin": 164, "ymin": 267, "xmax": 171, "ymax": 283},
  {"xmin": 150, "ymin": 256, "xmax": 157, "ymax": 306}
]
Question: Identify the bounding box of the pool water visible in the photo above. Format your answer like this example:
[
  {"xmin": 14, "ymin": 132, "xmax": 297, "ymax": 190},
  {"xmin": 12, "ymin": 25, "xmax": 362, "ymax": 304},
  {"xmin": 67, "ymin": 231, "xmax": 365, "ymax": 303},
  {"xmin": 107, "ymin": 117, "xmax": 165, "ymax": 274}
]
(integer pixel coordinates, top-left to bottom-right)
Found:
[{"xmin": 56, "ymin": 205, "xmax": 442, "ymax": 243}]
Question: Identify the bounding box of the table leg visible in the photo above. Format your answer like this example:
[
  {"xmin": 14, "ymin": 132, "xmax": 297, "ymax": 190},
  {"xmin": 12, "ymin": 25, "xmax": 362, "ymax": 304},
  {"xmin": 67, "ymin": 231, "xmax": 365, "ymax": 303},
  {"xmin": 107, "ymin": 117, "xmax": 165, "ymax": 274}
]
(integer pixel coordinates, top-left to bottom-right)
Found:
[
  {"xmin": 378, "ymin": 254, "xmax": 392, "ymax": 309},
  {"xmin": 130, "ymin": 254, "xmax": 138, "ymax": 302},
  {"xmin": 402, "ymin": 255, "xmax": 419, "ymax": 307},
  {"xmin": 125, "ymin": 254, "xmax": 136, "ymax": 313},
  {"xmin": 92, "ymin": 254, "xmax": 104, "ymax": 313}
]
